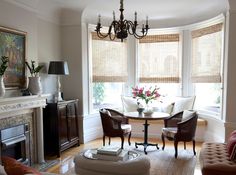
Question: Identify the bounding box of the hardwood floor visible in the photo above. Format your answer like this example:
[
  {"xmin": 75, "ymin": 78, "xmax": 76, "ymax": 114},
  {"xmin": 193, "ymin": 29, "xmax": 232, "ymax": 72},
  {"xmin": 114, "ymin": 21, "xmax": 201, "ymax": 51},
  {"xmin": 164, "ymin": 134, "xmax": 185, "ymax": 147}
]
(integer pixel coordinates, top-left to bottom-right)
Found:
[{"xmin": 45, "ymin": 137, "xmax": 203, "ymax": 174}]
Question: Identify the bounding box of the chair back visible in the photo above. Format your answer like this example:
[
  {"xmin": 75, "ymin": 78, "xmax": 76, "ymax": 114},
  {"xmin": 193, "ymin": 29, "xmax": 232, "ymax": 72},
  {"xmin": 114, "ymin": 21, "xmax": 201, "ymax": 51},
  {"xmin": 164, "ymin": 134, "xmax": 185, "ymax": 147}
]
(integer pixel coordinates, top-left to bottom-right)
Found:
[
  {"xmin": 99, "ymin": 109, "xmax": 122, "ymax": 136},
  {"xmin": 177, "ymin": 111, "xmax": 198, "ymax": 141}
]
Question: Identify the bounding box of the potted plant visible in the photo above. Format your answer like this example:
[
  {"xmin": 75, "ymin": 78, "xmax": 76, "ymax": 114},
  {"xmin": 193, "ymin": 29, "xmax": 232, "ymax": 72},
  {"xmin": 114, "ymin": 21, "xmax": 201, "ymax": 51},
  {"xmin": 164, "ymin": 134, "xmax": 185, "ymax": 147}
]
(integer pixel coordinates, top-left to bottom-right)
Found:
[
  {"xmin": 0, "ymin": 56, "xmax": 9, "ymax": 97},
  {"xmin": 25, "ymin": 60, "xmax": 44, "ymax": 95}
]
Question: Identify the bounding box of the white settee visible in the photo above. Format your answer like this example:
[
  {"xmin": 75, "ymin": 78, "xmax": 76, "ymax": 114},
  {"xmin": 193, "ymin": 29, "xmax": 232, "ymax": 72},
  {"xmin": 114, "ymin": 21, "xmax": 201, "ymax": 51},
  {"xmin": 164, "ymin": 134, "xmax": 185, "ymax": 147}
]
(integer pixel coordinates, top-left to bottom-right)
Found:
[{"xmin": 121, "ymin": 96, "xmax": 196, "ymax": 115}]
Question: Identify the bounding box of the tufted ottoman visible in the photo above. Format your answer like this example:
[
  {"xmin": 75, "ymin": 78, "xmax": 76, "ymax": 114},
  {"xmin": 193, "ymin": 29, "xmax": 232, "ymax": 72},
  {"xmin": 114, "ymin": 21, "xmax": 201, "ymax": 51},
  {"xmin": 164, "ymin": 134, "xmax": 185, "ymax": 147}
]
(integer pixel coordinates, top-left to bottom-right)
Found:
[
  {"xmin": 74, "ymin": 150, "xmax": 150, "ymax": 175},
  {"xmin": 199, "ymin": 142, "xmax": 236, "ymax": 175}
]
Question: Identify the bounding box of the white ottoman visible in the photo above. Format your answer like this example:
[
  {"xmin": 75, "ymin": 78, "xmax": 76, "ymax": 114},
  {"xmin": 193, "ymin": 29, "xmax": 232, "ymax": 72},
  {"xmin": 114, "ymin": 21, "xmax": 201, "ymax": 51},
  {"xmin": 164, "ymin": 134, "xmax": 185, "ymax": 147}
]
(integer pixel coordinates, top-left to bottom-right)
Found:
[{"xmin": 74, "ymin": 150, "xmax": 150, "ymax": 175}]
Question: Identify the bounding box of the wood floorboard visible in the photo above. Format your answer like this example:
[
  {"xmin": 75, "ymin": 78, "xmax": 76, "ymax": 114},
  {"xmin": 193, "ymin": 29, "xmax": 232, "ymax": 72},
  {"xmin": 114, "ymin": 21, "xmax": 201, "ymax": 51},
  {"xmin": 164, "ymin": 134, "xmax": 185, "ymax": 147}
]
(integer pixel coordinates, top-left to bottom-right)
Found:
[{"xmin": 45, "ymin": 137, "xmax": 203, "ymax": 174}]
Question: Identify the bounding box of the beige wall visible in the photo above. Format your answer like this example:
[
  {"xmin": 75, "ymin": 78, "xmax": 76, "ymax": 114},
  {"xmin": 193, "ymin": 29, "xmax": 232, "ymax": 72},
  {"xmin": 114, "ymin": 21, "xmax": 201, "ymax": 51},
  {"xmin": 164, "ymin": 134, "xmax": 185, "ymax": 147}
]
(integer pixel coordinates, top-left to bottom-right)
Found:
[
  {"xmin": 0, "ymin": 0, "xmax": 61, "ymax": 97},
  {"xmin": 37, "ymin": 19, "xmax": 62, "ymax": 96}
]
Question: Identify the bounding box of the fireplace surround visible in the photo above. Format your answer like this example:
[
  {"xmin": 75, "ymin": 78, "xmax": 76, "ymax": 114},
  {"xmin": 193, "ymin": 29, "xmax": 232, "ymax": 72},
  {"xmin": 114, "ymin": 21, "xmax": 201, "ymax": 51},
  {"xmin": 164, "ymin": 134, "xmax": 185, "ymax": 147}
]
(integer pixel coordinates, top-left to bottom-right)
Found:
[{"xmin": 0, "ymin": 95, "xmax": 48, "ymax": 164}]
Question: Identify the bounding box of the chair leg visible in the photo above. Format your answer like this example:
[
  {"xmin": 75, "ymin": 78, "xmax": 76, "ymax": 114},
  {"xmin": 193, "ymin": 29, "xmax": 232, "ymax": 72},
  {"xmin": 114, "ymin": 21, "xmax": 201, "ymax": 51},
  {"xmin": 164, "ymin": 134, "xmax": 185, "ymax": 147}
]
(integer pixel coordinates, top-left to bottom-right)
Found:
[
  {"xmin": 103, "ymin": 135, "xmax": 105, "ymax": 146},
  {"xmin": 174, "ymin": 140, "xmax": 178, "ymax": 158},
  {"xmin": 109, "ymin": 137, "xmax": 111, "ymax": 145},
  {"xmin": 161, "ymin": 133, "xmax": 165, "ymax": 150},
  {"xmin": 121, "ymin": 136, "xmax": 124, "ymax": 149},
  {"xmin": 128, "ymin": 132, "xmax": 131, "ymax": 146},
  {"xmin": 193, "ymin": 140, "xmax": 196, "ymax": 155},
  {"xmin": 184, "ymin": 142, "xmax": 186, "ymax": 150}
]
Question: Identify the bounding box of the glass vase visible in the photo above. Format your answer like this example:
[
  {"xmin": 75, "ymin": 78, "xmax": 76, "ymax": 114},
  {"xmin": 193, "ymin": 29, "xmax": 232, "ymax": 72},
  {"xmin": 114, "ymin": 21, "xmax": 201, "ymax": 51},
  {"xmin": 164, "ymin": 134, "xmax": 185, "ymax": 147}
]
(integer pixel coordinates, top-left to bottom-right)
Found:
[{"xmin": 144, "ymin": 103, "xmax": 153, "ymax": 115}]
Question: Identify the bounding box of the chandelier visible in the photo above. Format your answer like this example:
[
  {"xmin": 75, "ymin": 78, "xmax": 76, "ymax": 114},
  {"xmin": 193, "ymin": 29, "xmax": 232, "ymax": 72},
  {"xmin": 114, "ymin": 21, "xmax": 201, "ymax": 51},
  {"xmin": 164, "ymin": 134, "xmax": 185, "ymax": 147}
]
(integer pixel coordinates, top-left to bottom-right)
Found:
[{"xmin": 95, "ymin": 0, "xmax": 149, "ymax": 42}]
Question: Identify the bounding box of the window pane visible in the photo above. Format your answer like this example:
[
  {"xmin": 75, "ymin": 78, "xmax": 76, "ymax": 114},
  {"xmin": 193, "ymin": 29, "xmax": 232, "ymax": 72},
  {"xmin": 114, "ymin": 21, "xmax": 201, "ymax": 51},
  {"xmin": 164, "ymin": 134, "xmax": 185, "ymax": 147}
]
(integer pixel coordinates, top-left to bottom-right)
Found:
[
  {"xmin": 194, "ymin": 83, "xmax": 221, "ymax": 113},
  {"xmin": 92, "ymin": 82, "xmax": 124, "ymax": 112}
]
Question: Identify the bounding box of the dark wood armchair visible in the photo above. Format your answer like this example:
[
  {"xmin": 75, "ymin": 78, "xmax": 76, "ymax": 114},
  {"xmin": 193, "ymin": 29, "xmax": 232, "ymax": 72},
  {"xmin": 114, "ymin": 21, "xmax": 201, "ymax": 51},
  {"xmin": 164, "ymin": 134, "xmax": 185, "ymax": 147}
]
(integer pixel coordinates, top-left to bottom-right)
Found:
[
  {"xmin": 99, "ymin": 108, "xmax": 131, "ymax": 149},
  {"xmin": 161, "ymin": 110, "xmax": 198, "ymax": 158}
]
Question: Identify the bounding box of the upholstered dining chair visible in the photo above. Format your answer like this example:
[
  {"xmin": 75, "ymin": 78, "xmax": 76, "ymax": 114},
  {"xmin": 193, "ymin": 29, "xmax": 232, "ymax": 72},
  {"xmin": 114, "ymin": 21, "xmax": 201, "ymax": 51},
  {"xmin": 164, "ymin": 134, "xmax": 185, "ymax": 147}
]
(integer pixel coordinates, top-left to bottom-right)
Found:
[
  {"xmin": 99, "ymin": 108, "xmax": 132, "ymax": 149},
  {"xmin": 161, "ymin": 110, "xmax": 198, "ymax": 158}
]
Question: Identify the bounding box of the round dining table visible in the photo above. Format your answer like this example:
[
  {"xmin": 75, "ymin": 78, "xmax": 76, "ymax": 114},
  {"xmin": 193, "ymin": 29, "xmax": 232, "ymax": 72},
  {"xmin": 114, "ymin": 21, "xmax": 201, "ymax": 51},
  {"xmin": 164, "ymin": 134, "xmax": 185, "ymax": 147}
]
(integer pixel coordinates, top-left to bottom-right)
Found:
[{"xmin": 124, "ymin": 111, "xmax": 170, "ymax": 154}]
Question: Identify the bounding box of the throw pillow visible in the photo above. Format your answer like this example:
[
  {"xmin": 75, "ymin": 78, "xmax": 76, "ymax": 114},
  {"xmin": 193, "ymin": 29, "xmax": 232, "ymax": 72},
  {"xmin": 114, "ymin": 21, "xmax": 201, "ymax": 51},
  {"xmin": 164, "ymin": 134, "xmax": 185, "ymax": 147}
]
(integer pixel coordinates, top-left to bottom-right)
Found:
[
  {"xmin": 0, "ymin": 165, "xmax": 7, "ymax": 175},
  {"xmin": 1, "ymin": 156, "xmax": 42, "ymax": 175},
  {"xmin": 226, "ymin": 132, "xmax": 236, "ymax": 160},
  {"xmin": 171, "ymin": 96, "xmax": 196, "ymax": 115},
  {"xmin": 182, "ymin": 110, "xmax": 196, "ymax": 120},
  {"xmin": 121, "ymin": 96, "xmax": 138, "ymax": 112},
  {"xmin": 161, "ymin": 102, "xmax": 175, "ymax": 114},
  {"xmin": 100, "ymin": 109, "xmax": 111, "ymax": 116}
]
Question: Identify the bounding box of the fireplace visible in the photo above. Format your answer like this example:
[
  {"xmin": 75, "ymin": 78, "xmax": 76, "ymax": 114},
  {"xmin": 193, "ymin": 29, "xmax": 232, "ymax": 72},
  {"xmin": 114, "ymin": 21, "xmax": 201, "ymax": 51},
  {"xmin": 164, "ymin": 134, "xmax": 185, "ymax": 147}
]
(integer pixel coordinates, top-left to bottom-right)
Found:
[
  {"xmin": 0, "ymin": 124, "xmax": 30, "ymax": 165},
  {"xmin": 0, "ymin": 95, "xmax": 47, "ymax": 164}
]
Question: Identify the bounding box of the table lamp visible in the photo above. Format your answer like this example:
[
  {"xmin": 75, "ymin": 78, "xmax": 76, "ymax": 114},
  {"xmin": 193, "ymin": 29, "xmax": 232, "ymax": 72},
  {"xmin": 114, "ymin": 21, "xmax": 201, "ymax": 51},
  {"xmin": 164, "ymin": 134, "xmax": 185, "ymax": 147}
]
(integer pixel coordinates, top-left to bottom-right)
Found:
[{"xmin": 48, "ymin": 61, "xmax": 69, "ymax": 101}]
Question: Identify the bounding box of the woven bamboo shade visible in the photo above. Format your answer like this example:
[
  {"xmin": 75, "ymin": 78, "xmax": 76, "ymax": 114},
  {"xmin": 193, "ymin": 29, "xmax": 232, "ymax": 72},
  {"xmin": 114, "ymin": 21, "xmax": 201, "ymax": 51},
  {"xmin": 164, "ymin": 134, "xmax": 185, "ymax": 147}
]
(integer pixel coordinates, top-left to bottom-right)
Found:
[
  {"xmin": 191, "ymin": 23, "xmax": 223, "ymax": 83},
  {"xmin": 92, "ymin": 32, "xmax": 128, "ymax": 82},
  {"xmin": 139, "ymin": 34, "xmax": 180, "ymax": 83}
]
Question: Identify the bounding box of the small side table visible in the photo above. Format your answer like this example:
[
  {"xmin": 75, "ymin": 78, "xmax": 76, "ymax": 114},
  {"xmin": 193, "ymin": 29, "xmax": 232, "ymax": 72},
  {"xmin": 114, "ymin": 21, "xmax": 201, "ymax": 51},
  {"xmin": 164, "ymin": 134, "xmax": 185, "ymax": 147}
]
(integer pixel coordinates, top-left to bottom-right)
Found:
[{"xmin": 125, "ymin": 112, "xmax": 170, "ymax": 154}]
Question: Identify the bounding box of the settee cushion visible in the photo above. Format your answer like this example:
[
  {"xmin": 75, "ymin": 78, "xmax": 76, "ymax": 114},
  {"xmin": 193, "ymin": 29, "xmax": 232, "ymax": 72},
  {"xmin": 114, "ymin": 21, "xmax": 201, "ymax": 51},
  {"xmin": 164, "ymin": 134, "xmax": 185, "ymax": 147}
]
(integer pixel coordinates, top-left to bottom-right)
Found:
[
  {"xmin": 121, "ymin": 96, "xmax": 138, "ymax": 112},
  {"xmin": 1, "ymin": 156, "xmax": 42, "ymax": 175},
  {"xmin": 199, "ymin": 142, "xmax": 236, "ymax": 175},
  {"xmin": 171, "ymin": 96, "xmax": 195, "ymax": 115}
]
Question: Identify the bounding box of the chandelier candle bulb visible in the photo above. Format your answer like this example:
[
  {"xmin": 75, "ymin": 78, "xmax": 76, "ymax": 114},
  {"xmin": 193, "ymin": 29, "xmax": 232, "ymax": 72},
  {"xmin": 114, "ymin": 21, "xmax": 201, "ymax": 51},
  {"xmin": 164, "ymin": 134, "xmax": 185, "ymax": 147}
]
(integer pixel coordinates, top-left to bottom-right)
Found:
[
  {"xmin": 146, "ymin": 16, "xmax": 148, "ymax": 25},
  {"xmin": 113, "ymin": 11, "xmax": 115, "ymax": 20},
  {"xmin": 120, "ymin": 0, "xmax": 123, "ymax": 9},
  {"xmin": 98, "ymin": 14, "xmax": 101, "ymax": 23},
  {"xmin": 135, "ymin": 11, "xmax": 137, "ymax": 21}
]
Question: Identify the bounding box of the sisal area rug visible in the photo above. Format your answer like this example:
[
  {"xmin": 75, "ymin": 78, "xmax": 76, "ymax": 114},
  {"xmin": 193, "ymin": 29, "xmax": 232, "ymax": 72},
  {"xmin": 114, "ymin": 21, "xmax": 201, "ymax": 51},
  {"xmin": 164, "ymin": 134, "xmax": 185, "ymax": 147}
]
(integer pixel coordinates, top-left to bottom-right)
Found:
[
  {"xmin": 145, "ymin": 148, "xmax": 197, "ymax": 175},
  {"xmin": 66, "ymin": 146, "xmax": 197, "ymax": 175}
]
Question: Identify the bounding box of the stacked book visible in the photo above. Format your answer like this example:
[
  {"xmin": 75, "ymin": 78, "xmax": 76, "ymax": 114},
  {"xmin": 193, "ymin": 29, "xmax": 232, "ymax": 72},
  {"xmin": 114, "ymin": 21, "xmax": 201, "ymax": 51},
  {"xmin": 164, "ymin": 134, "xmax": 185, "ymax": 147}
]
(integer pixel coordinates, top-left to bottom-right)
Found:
[{"xmin": 93, "ymin": 146, "xmax": 128, "ymax": 161}]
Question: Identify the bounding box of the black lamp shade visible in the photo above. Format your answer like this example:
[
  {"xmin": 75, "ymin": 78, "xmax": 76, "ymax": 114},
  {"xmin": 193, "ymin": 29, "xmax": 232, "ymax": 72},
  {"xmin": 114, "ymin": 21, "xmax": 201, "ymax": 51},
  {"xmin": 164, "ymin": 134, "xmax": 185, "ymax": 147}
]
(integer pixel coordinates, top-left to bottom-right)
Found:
[{"xmin": 48, "ymin": 61, "xmax": 69, "ymax": 75}]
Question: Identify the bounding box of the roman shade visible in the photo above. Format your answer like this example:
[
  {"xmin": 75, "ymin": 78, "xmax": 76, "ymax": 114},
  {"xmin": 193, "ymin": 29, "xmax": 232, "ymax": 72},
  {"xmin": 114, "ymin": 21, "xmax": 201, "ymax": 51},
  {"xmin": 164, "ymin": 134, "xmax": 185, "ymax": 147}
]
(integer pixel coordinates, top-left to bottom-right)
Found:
[
  {"xmin": 138, "ymin": 34, "xmax": 180, "ymax": 83},
  {"xmin": 91, "ymin": 32, "xmax": 128, "ymax": 82},
  {"xmin": 191, "ymin": 23, "xmax": 223, "ymax": 83}
]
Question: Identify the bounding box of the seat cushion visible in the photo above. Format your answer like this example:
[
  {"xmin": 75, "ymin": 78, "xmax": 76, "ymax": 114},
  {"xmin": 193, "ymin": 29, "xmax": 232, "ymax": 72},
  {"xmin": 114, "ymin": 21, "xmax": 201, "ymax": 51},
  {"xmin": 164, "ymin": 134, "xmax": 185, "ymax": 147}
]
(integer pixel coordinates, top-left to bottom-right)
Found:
[
  {"xmin": 121, "ymin": 124, "xmax": 132, "ymax": 133},
  {"xmin": 1, "ymin": 156, "xmax": 41, "ymax": 175},
  {"xmin": 162, "ymin": 127, "xmax": 177, "ymax": 138}
]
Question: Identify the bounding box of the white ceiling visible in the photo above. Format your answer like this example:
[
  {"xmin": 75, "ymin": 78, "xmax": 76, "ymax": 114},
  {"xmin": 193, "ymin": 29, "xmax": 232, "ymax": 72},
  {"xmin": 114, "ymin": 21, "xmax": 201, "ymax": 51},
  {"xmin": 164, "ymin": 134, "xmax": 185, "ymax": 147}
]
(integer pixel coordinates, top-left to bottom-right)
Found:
[{"xmin": 9, "ymin": 0, "xmax": 229, "ymax": 26}]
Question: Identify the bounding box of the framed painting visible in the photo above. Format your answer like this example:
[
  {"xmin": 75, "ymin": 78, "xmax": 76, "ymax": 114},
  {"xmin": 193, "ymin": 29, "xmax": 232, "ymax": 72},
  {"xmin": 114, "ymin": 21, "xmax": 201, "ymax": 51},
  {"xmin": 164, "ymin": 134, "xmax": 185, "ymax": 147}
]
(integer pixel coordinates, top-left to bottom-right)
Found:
[{"xmin": 0, "ymin": 26, "xmax": 26, "ymax": 88}]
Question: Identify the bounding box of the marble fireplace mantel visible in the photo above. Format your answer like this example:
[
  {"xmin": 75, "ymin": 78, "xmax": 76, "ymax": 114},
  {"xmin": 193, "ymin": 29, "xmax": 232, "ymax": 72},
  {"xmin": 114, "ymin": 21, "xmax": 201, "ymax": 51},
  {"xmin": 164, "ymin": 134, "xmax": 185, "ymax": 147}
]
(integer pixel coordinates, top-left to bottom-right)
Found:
[{"xmin": 0, "ymin": 94, "xmax": 49, "ymax": 164}]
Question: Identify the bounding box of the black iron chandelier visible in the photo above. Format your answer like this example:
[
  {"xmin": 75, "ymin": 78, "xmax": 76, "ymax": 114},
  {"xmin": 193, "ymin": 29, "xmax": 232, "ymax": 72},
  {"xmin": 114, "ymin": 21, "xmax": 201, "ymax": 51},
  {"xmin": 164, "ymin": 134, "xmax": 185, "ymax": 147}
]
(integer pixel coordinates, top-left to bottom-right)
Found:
[{"xmin": 95, "ymin": 0, "xmax": 149, "ymax": 42}]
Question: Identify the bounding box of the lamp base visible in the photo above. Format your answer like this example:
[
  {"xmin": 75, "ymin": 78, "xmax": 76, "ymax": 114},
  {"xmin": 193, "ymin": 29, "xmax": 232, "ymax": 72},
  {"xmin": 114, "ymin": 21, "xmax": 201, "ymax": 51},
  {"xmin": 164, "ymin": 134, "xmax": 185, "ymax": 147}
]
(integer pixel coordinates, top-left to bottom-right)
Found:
[{"xmin": 54, "ymin": 92, "xmax": 63, "ymax": 102}]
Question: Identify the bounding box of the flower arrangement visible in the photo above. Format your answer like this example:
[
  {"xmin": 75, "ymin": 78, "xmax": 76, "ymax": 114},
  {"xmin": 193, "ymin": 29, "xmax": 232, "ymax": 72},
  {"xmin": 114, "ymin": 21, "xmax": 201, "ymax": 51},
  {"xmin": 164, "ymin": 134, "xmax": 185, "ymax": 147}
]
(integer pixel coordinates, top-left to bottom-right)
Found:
[
  {"xmin": 132, "ymin": 86, "xmax": 160, "ymax": 105},
  {"xmin": 25, "ymin": 60, "xmax": 44, "ymax": 77}
]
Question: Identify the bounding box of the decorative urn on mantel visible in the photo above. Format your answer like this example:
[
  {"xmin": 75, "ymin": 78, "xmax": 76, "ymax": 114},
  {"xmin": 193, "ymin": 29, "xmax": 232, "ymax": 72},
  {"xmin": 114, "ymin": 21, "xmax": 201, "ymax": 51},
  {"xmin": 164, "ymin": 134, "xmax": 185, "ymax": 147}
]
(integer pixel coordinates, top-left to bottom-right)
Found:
[
  {"xmin": 25, "ymin": 60, "xmax": 44, "ymax": 95},
  {"xmin": 0, "ymin": 56, "xmax": 9, "ymax": 98}
]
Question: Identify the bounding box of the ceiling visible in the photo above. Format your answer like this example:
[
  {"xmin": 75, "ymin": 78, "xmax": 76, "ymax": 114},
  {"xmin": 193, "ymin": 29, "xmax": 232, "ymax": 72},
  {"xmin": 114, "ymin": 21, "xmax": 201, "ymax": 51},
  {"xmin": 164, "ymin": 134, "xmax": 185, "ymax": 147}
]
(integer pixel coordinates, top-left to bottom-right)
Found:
[{"xmin": 10, "ymin": 0, "xmax": 229, "ymax": 26}]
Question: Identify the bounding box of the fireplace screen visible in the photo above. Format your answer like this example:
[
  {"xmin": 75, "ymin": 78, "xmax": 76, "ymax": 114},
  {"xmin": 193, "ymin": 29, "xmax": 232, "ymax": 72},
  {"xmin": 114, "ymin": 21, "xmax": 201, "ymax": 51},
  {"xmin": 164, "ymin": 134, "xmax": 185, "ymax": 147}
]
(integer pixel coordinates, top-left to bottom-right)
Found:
[{"xmin": 0, "ymin": 124, "xmax": 30, "ymax": 165}]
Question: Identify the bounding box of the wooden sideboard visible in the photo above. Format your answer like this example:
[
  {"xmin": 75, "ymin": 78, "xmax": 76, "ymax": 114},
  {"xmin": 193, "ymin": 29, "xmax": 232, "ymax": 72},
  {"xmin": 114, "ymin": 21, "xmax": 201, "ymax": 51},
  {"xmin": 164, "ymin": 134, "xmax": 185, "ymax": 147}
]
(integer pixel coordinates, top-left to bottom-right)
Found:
[{"xmin": 43, "ymin": 99, "xmax": 80, "ymax": 157}]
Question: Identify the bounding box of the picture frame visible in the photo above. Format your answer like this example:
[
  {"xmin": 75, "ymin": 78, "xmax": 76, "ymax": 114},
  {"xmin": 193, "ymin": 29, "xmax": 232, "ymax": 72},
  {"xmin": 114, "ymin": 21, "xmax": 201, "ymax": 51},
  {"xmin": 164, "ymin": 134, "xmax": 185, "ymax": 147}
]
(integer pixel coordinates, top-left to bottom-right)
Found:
[{"xmin": 0, "ymin": 26, "xmax": 27, "ymax": 89}]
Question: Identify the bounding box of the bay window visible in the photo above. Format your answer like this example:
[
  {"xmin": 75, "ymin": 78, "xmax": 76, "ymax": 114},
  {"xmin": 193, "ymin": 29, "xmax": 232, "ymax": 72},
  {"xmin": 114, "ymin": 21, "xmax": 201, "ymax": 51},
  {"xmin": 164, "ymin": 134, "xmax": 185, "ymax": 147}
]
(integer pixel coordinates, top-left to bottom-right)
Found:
[{"xmin": 88, "ymin": 18, "xmax": 224, "ymax": 117}]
